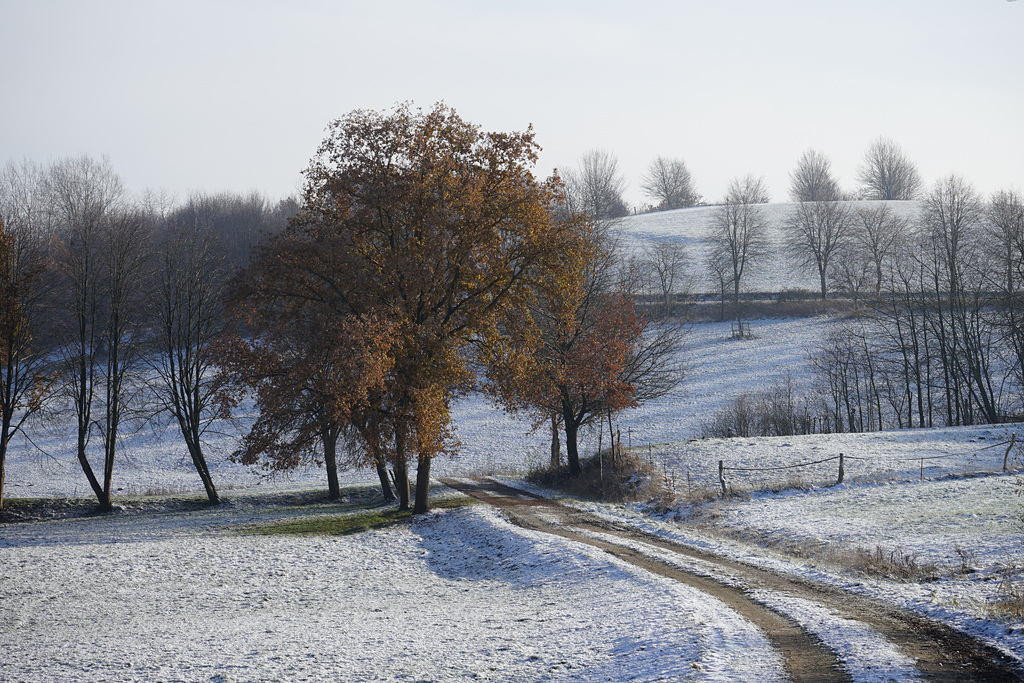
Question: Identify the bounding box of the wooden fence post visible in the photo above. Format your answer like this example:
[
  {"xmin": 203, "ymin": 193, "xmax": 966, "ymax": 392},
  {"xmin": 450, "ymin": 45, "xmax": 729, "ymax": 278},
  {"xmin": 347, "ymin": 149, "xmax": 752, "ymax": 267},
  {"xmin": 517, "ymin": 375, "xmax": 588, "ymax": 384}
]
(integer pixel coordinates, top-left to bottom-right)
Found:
[
  {"xmin": 837, "ymin": 452, "xmax": 845, "ymax": 485},
  {"xmin": 718, "ymin": 460, "xmax": 727, "ymax": 497},
  {"xmin": 1005, "ymin": 433, "xmax": 1017, "ymax": 472}
]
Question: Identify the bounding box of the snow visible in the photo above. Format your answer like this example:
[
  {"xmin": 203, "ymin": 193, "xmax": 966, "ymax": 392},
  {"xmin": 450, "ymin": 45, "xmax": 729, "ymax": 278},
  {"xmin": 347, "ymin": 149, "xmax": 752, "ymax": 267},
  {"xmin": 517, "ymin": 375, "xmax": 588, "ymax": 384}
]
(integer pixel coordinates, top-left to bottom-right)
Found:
[
  {"xmin": 750, "ymin": 592, "xmax": 922, "ymax": 683},
  {"xmin": 557, "ymin": 525, "xmax": 927, "ymax": 682},
  {"xmin": 4, "ymin": 306, "xmax": 1024, "ymax": 679},
  {"xmin": 0, "ymin": 502, "xmax": 788, "ymax": 682},
  {"xmin": 710, "ymin": 473, "xmax": 1020, "ymax": 567},
  {"xmin": 658, "ymin": 424, "xmax": 1020, "ymax": 493}
]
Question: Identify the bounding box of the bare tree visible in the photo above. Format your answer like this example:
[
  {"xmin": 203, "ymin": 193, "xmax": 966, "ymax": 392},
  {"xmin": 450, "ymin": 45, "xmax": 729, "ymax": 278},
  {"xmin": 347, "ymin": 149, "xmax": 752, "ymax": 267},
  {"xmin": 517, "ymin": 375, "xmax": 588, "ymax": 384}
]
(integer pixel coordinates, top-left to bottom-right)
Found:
[
  {"xmin": 986, "ymin": 189, "xmax": 1024, "ymax": 393},
  {"xmin": 705, "ymin": 249, "xmax": 733, "ymax": 322},
  {"xmin": 830, "ymin": 245, "xmax": 874, "ymax": 304},
  {"xmin": 922, "ymin": 175, "xmax": 998, "ymax": 425},
  {"xmin": 47, "ymin": 155, "xmax": 150, "ymax": 511},
  {"xmin": 643, "ymin": 240, "xmax": 689, "ymax": 318},
  {"xmin": 850, "ymin": 204, "xmax": 910, "ymax": 295},
  {"xmin": 98, "ymin": 209, "xmax": 151, "ymax": 505},
  {"xmin": 0, "ymin": 160, "xmax": 62, "ymax": 511},
  {"xmin": 563, "ymin": 149, "xmax": 629, "ymax": 220},
  {"xmin": 0, "ymin": 214, "xmax": 53, "ymax": 511},
  {"xmin": 46, "ymin": 155, "xmax": 126, "ymax": 510},
  {"xmin": 987, "ymin": 189, "xmax": 1024, "ymax": 295},
  {"xmin": 167, "ymin": 191, "xmax": 276, "ymax": 272},
  {"xmin": 857, "ymin": 137, "xmax": 922, "ymax": 200},
  {"xmin": 0, "ymin": 160, "xmax": 55, "ymax": 240},
  {"xmin": 706, "ymin": 175, "xmax": 771, "ymax": 307},
  {"xmin": 149, "ymin": 199, "xmax": 233, "ymax": 505},
  {"xmin": 784, "ymin": 199, "xmax": 852, "ymax": 300},
  {"xmin": 640, "ymin": 156, "xmax": 700, "ymax": 210},
  {"xmin": 789, "ymin": 149, "xmax": 841, "ymax": 202},
  {"xmin": 728, "ymin": 173, "xmax": 771, "ymax": 205}
]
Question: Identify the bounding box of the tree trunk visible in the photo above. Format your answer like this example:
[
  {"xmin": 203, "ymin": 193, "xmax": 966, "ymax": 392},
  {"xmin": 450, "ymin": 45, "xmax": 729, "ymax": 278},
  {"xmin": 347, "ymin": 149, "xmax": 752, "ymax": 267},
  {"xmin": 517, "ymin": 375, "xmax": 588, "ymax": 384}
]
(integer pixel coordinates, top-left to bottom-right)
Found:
[
  {"xmin": 375, "ymin": 452, "xmax": 396, "ymax": 501},
  {"xmin": 322, "ymin": 427, "xmax": 340, "ymax": 501},
  {"xmin": 607, "ymin": 412, "xmax": 615, "ymax": 467},
  {"xmin": 413, "ymin": 454, "xmax": 431, "ymax": 514},
  {"xmin": 177, "ymin": 413, "xmax": 219, "ymax": 504},
  {"xmin": 394, "ymin": 427, "xmax": 411, "ymax": 510},
  {"xmin": 77, "ymin": 431, "xmax": 107, "ymax": 510},
  {"xmin": 186, "ymin": 438, "xmax": 220, "ymax": 505},
  {"xmin": 564, "ymin": 415, "xmax": 582, "ymax": 477},
  {"xmin": 394, "ymin": 458, "xmax": 410, "ymax": 510},
  {"xmin": 549, "ymin": 414, "xmax": 561, "ymax": 468},
  {"xmin": 0, "ymin": 429, "xmax": 7, "ymax": 512}
]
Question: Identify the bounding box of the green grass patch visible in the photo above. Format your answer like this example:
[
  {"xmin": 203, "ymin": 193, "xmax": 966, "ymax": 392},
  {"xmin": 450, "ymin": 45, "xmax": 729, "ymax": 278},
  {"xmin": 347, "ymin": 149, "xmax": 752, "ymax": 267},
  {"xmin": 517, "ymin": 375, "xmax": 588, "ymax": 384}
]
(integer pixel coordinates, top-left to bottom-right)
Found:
[{"xmin": 244, "ymin": 495, "xmax": 473, "ymax": 537}]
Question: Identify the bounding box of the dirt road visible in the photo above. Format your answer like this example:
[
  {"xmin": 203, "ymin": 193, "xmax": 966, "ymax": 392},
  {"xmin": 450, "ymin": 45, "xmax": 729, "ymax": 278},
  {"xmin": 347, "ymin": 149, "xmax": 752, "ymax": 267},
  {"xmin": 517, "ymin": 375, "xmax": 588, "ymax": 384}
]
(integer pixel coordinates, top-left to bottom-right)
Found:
[{"xmin": 441, "ymin": 477, "xmax": 1022, "ymax": 683}]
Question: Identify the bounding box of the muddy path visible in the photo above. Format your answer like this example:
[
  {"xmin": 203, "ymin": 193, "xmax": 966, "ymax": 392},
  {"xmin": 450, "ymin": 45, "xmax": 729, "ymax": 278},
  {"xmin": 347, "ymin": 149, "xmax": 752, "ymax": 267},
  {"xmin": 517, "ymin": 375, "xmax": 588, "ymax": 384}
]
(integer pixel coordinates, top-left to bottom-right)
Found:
[{"xmin": 440, "ymin": 477, "xmax": 1022, "ymax": 683}]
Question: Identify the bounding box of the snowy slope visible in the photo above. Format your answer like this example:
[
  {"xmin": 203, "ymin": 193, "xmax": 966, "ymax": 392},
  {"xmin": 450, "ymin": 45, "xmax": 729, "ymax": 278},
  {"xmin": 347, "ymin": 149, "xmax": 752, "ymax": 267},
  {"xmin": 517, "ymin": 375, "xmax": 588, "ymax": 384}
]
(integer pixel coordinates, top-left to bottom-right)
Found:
[{"xmin": 612, "ymin": 200, "xmax": 922, "ymax": 294}]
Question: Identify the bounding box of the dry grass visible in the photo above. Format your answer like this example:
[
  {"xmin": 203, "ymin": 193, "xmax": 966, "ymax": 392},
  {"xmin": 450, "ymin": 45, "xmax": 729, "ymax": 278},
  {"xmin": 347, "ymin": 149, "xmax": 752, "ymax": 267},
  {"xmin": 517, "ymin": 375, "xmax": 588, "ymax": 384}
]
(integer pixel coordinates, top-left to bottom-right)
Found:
[
  {"xmin": 992, "ymin": 581, "xmax": 1024, "ymax": 621},
  {"xmin": 779, "ymin": 539, "xmax": 940, "ymax": 582},
  {"xmin": 677, "ymin": 486, "xmax": 721, "ymax": 506},
  {"xmin": 847, "ymin": 545, "xmax": 940, "ymax": 582}
]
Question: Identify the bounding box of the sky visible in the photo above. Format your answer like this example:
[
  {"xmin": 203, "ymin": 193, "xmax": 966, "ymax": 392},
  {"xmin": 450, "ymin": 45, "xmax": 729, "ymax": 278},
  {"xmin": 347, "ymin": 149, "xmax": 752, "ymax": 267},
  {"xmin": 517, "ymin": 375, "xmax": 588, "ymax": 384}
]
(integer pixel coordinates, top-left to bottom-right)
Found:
[{"xmin": 1, "ymin": 0, "xmax": 1021, "ymax": 209}]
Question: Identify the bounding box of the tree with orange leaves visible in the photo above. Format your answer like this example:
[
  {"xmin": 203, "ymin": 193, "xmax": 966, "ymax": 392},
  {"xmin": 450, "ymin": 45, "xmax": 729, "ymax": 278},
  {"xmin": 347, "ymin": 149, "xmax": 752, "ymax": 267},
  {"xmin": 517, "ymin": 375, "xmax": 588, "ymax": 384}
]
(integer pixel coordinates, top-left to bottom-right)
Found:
[
  {"xmin": 226, "ymin": 103, "xmax": 584, "ymax": 512},
  {"xmin": 217, "ymin": 275, "xmax": 397, "ymax": 501},
  {"xmin": 482, "ymin": 234, "xmax": 685, "ymax": 477}
]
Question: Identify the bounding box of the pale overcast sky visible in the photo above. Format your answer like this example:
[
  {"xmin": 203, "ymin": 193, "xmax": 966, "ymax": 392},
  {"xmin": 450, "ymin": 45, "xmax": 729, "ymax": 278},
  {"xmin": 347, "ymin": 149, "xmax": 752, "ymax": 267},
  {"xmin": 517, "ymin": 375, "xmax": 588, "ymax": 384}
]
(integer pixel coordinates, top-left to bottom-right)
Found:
[{"xmin": 1, "ymin": 0, "xmax": 1021, "ymax": 208}]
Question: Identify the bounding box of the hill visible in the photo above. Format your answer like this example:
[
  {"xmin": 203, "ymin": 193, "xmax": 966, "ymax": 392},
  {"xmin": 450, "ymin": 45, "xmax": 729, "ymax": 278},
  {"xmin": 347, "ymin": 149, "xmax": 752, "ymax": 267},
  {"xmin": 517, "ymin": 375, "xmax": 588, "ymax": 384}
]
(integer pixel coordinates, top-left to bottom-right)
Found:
[{"xmin": 612, "ymin": 200, "xmax": 922, "ymax": 295}]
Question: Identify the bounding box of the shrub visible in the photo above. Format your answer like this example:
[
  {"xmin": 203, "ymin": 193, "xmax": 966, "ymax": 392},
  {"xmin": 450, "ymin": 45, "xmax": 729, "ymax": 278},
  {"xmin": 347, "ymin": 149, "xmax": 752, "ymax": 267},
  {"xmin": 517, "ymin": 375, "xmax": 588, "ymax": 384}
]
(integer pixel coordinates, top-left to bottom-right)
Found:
[
  {"xmin": 527, "ymin": 448, "xmax": 675, "ymax": 507},
  {"xmin": 701, "ymin": 373, "xmax": 816, "ymax": 438}
]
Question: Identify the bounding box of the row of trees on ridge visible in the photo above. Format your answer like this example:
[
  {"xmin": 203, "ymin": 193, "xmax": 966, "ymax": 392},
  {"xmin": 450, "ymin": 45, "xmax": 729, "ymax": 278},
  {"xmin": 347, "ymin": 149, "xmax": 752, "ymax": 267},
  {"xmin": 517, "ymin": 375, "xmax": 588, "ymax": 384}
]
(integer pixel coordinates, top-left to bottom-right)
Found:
[{"xmin": 567, "ymin": 136, "xmax": 924, "ymax": 219}]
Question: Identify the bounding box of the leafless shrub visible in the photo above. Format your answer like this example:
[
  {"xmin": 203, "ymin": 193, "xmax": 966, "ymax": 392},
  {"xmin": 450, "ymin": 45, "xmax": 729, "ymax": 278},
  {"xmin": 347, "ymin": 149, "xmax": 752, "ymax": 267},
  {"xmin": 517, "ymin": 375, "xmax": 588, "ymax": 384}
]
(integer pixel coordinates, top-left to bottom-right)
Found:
[
  {"xmin": 952, "ymin": 544, "xmax": 978, "ymax": 577},
  {"xmin": 701, "ymin": 374, "xmax": 814, "ymax": 438}
]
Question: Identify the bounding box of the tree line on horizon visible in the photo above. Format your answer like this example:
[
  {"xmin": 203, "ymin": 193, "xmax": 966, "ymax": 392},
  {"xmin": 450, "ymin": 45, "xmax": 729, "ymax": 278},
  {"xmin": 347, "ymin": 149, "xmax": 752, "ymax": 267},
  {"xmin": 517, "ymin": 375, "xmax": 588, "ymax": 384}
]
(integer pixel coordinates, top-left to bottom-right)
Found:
[{"xmin": 564, "ymin": 136, "xmax": 924, "ymax": 220}]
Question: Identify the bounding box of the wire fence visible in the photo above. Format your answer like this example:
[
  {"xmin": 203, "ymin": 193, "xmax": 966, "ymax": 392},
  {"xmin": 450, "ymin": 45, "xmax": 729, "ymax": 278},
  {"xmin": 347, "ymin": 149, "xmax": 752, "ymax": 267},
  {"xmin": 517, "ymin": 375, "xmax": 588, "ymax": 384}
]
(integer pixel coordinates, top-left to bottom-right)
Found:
[{"xmin": 706, "ymin": 435, "xmax": 1022, "ymax": 498}]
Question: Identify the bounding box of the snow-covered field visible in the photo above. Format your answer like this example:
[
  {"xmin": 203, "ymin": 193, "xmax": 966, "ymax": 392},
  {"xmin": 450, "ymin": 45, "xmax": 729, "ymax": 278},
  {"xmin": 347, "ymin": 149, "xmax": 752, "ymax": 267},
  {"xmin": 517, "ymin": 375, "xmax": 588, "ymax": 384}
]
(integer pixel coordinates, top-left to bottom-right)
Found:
[
  {"xmin": 3, "ymin": 312, "xmax": 1024, "ymax": 680},
  {"xmin": 1, "ymin": 500, "xmax": 790, "ymax": 682}
]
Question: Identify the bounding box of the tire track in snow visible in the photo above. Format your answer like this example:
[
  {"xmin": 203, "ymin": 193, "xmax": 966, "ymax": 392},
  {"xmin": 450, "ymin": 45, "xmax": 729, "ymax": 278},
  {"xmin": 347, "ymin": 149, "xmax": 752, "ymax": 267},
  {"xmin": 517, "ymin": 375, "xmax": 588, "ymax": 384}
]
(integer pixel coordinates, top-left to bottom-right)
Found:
[{"xmin": 441, "ymin": 477, "xmax": 1024, "ymax": 682}]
